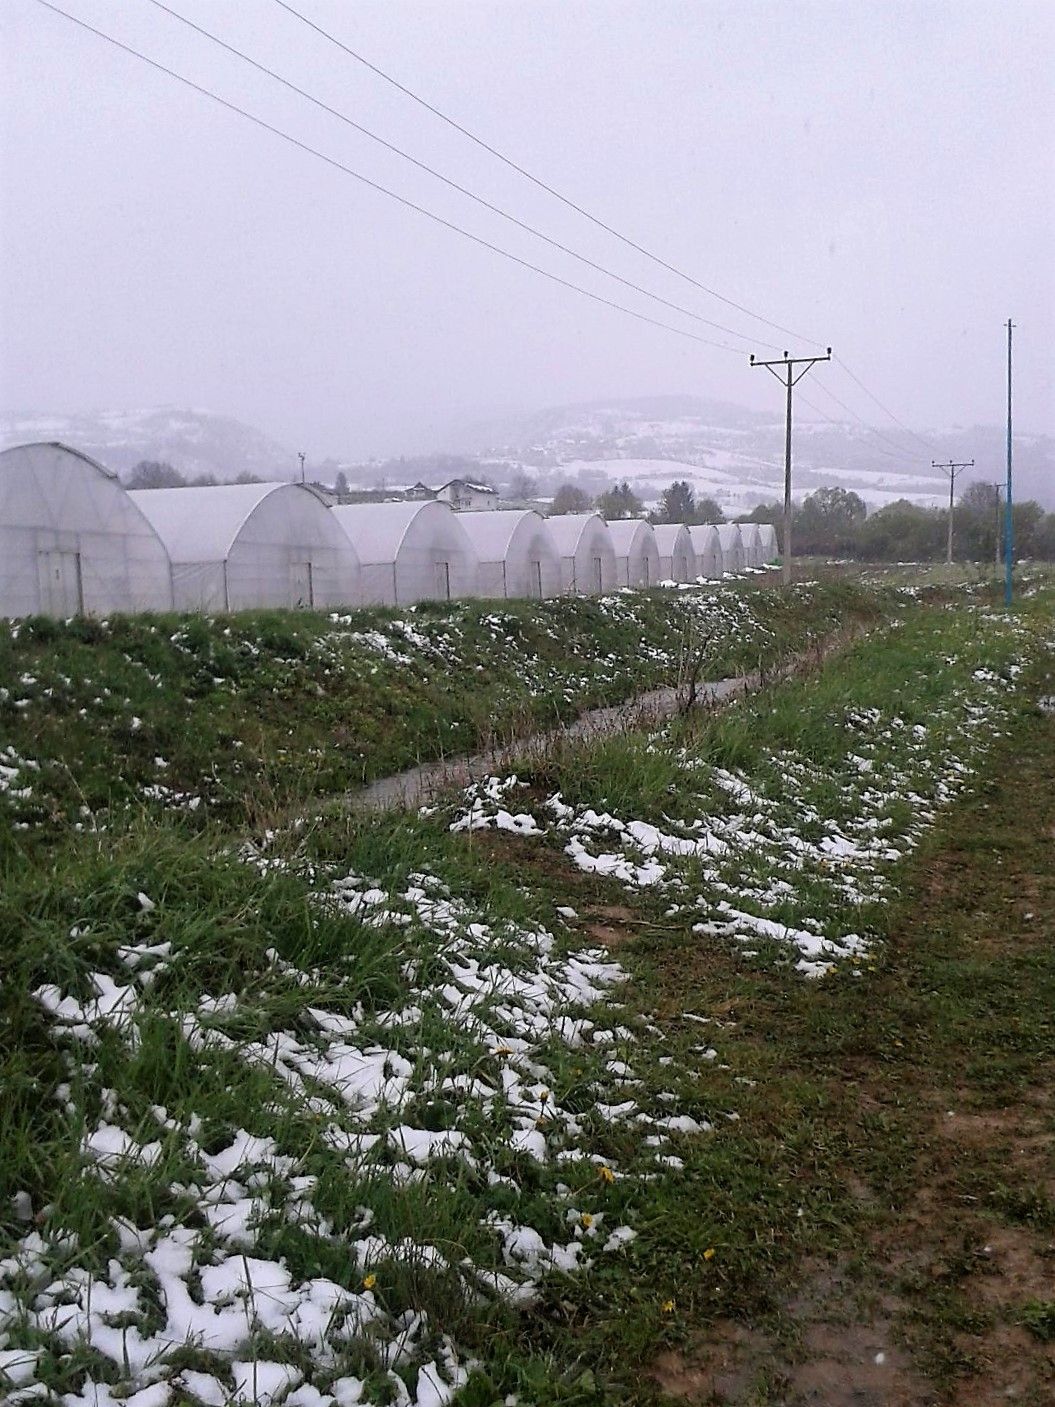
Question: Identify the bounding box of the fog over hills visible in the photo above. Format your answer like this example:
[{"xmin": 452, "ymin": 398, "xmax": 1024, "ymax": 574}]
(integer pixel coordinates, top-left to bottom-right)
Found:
[
  {"xmin": 0, "ymin": 408, "xmax": 297, "ymax": 484},
  {"xmin": 2, "ymin": 399, "xmax": 1050, "ymax": 511}
]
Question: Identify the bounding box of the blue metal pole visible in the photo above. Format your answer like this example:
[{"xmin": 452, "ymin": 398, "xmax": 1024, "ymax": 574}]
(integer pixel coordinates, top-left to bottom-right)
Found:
[{"xmin": 1004, "ymin": 319, "xmax": 1014, "ymax": 607}]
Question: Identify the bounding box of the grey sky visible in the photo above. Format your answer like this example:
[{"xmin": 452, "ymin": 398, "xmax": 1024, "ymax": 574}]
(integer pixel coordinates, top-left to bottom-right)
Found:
[{"xmin": 2, "ymin": 0, "xmax": 1052, "ymax": 458}]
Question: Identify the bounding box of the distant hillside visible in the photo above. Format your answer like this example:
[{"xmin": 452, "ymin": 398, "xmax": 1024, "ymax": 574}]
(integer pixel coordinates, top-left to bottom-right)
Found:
[
  {"xmin": 455, "ymin": 396, "xmax": 1055, "ymax": 511},
  {"xmin": 3, "ymin": 399, "xmax": 1050, "ymax": 508},
  {"xmin": 0, "ymin": 408, "xmax": 296, "ymax": 483}
]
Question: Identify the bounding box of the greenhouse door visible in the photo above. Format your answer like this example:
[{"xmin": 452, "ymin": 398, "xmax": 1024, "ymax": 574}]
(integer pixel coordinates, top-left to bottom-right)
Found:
[
  {"xmin": 291, "ymin": 560, "xmax": 314, "ymax": 608},
  {"xmin": 434, "ymin": 560, "xmax": 451, "ymax": 600},
  {"xmin": 530, "ymin": 560, "xmax": 543, "ymax": 598},
  {"xmin": 642, "ymin": 557, "xmax": 650, "ymax": 587},
  {"xmin": 593, "ymin": 556, "xmax": 603, "ymax": 593},
  {"xmin": 38, "ymin": 550, "xmax": 83, "ymax": 616}
]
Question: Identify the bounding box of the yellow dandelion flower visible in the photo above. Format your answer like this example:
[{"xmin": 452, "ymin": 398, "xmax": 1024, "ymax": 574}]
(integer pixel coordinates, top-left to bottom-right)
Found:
[
  {"xmin": 661, "ymin": 1298, "xmax": 676, "ymax": 1314},
  {"xmin": 362, "ymin": 1273, "xmax": 377, "ymax": 1290},
  {"xmin": 598, "ymin": 1166, "xmax": 615, "ymax": 1184},
  {"xmin": 703, "ymin": 1247, "xmax": 716, "ymax": 1261}
]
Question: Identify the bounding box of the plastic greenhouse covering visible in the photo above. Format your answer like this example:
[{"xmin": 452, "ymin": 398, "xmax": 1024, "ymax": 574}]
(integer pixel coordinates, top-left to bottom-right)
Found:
[
  {"xmin": 0, "ymin": 442, "xmax": 173, "ymax": 618},
  {"xmin": 605, "ymin": 519, "xmax": 661, "ymax": 588},
  {"xmin": 688, "ymin": 524, "xmax": 724, "ymax": 578},
  {"xmin": 713, "ymin": 524, "xmax": 745, "ymax": 574},
  {"xmin": 131, "ymin": 483, "xmax": 361, "ymax": 612},
  {"xmin": 738, "ymin": 522, "xmax": 764, "ymax": 567},
  {"xmin": 457, "ymin": 510, "xmax": 562, "ymax": 599},
  {"xmin": 651, "ymin": 523, "xmax": 696, "ymax": 582},
  {"xmin": 330, "ymin": 500, "xmax": 479, "ymax": 606},
  {"xmin": 545, "ymin": 513, "xmax": 617, "ymax": 595},
  {"xmin": 757, "ymin": 523, "xmax": 779, "ymax": 561}
]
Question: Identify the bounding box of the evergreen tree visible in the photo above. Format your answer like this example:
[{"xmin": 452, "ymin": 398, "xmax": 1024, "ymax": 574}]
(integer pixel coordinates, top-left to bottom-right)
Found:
[
  {"xmin": 655, "ymin": 480, "xmax": 696, "ymax": 523},
  {"xmin": 595, "ymin": 480, "xmax": 643, "ymax": 519},
  {"xmin": 550, "ymin": 484, "xmax": 593, "ymax": 515}
]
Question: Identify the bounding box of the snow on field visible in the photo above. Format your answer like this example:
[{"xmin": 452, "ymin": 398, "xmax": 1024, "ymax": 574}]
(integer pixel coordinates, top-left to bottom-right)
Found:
[
  {"xmin": 448, "ymin": 610, "xmax": 1037, "ymax": 977},
  {"xmin": 552, "ymin": 454, "xmax": 948, "ymax": 511},
  {"xmin": 1, "ymin": 866, "xmax": 718, "ymax": 1404},
  {"xmin": 554, "ymin": 457, "xmax": 777, "ymax": 508}
]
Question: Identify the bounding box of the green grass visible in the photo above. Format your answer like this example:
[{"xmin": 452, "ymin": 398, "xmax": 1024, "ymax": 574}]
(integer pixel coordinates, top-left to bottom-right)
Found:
[
  {"xmin": 0, "ymin": 579, "xmax": 888, "ymax": 851},
  {"xmin": 2, "ymin": 578, "xmax": 1052, "ymax": 1405}
]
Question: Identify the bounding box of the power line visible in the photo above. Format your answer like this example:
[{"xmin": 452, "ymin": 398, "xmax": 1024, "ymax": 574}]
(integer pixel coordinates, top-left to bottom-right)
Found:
[
  {"xmin": 806, "ymin": 377, "xmax": 926, "ymax": 462},
  {"xmin": 272, "ymin": 2, "xmax": 949, "ymax": 460},
  {"xmin": 793, "ymin": 388, "xmax": 916, "ymax": 465},
  {"xmin": 833, "ymin": 354, "xmax": 940, "ymax": 455},
  {"xmin": 271, "ymin": 0, "xmax": 825, "ymax": 349},
  {"xmin": 932, "ymin": 457, "xmax": 974, "ymax": 565},
  {"xmin": 32, "ymin": 0, "xmax": 746, "ymax": 355},
  {"xmin": 750, "ymin": 347, "xmax": 832, "ymax": 585},
  {"xmin": 144, "ymin": 0, "xmax": 776, "ymax": 350}
]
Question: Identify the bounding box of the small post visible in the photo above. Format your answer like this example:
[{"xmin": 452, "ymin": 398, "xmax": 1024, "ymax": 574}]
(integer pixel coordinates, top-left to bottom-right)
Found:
[{"xmin": 750, "ymin": 346, "xmax": 832, "ymax": 586}]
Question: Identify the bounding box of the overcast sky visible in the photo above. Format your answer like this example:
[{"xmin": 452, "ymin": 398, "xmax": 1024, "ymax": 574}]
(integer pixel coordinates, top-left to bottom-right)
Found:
[{"xmin": 2, "ymin": 0, "xmax": 1052, "ymax": 458}]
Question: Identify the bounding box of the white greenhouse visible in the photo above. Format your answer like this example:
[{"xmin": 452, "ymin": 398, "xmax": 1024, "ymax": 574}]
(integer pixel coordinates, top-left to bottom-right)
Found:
[
  {"xmin": 651, "ymin": 523, "xmax": 696, "ymax": 582},
  {"xmin": 546, "ymin": 513, "xmax": 617, "ymax": 595},
  {"xmin": 738, "ymin": 522, "xmax": 764, "ymax": 568},
  {"xmin": 688, "ymin": 524, "xmax": 723, "ymax": 578},
  {"xmin": 458, "ymin": 510, "xmax": 561, "ymax": 600},
  {"xmin": 131, "ymin": 483, "xmax": 360, "ymax": 612},
  {"xmin": 606, "ymin": 519, "xmax": 661, "ymax": 588},
  {"xmin": 758, "ymin": 523, "xmax": 779, "ymax": 561},
  {"xmin": 715, "ymin": 523, "xmax": 746, "ymax": 574},
  {"xmin": 0, "ymin": 441, "xmax": 173, "ymax": 618},
  {"xmin": 331, "ymin": 500, "xmax": 479, "ymax": 606}
]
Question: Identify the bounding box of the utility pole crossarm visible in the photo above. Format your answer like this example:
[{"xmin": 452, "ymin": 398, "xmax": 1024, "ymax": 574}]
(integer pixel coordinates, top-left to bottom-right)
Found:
[{"xmin": 750, "ymin": 346, "xmax": 832, "ymax": 586}]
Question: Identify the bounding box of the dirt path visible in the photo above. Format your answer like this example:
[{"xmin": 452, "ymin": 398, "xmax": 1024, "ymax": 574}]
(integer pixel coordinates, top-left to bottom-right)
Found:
[
  {"xmin": 645, "ymin": 666, "xmax": 1055, "ymax": 1405},
  {"xmin": 349, "ymin": 629, "xmax": 866, "ymax": 813}
]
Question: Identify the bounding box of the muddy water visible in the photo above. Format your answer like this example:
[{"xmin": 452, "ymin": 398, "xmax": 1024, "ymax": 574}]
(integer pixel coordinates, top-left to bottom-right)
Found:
[{"xmin": 350, "ymin": 671, "xmax": 760, "ymax": 814}]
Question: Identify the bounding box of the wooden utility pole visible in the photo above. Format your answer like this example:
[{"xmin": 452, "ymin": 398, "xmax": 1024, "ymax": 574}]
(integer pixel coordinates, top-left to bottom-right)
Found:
[
  {"xmin": 750, "ymin": 347, "xmax": 831, "ymax": 585},
  {"xmin": 932, "ymin": 458, "xmax": 974, "ymax": 565}
]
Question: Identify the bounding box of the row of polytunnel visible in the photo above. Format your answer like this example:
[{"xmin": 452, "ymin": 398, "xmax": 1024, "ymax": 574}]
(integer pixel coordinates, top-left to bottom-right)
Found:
[{"xmin": 0, "ymin": 442, "xmax": 778, "ymax": 618}]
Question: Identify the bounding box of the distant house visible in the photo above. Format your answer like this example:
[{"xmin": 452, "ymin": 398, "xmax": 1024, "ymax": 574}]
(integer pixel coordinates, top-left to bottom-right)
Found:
[{"xmin": 433, "ymin": 478, "xmax": 497, "ymax": 511}]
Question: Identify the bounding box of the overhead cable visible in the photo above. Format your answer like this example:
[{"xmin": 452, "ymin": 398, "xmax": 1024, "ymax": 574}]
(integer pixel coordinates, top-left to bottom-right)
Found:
[
  {"xmin": 271, "ymin": 0, "xmax": 825, "ymax": 348},
  {"xmin": 32, "ymin": 0, "xmax": 746, "ymax": 355}
]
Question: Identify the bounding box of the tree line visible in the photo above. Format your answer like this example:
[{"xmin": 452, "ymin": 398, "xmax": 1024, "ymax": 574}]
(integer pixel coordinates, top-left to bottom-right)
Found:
[
  {"xmin": 743, "ymin": 484, "xmax": 1055, "ymax": 561},
  {"xmin": 551, "ymin": 478, "xmax": 725, "ymax": 524},
  {"xmin": 126, "ymin": 460, "xmax": 263, "ymax": 490}
]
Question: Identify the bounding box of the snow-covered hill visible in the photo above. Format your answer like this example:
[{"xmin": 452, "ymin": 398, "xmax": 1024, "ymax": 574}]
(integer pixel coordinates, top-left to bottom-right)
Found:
[
  {"xmin": 464, "ymin": 396, "xmax": 1053, "ymax": 511},
  {"xmin": 0, "ymin": 408, "xmax": 295, "ymax": 483}
]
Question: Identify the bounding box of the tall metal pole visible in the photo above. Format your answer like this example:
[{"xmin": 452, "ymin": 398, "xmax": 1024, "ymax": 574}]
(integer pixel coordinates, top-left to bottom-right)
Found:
[
  {"xmin": 986, "ymin": 483, "xmax": 1003, "ymax": 579},
  {"xmin": 783, "ymin": 362, "xmax": 793, "ymax": 586},
  {"xmin": 1005, "ymin": 319, "xmax": 1014, "ymax": 607},
  {"xmin": 946, "ymin": 467, "xmax": 954, "ymax": 566},
  {"xmin": 750, "ymin": 346, "xmax": 831, "ymax": 587},
  {"xmin": 298, "ymin": 451, "xmax": 306, "ymax": 485}
]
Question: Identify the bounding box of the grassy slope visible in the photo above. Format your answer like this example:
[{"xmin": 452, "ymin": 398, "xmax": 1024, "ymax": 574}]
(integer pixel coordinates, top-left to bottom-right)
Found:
[
  {"xmin": 2, "ymin": 580, "xmax": 1052, "ymax": 1406},
  {"xmin": 445, "ymin": 594, "xmax": 1055, "ymax": 1404},
  {"xmin": 0, "ymin": 579, "xmax": 882, "ymax": 849}
]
